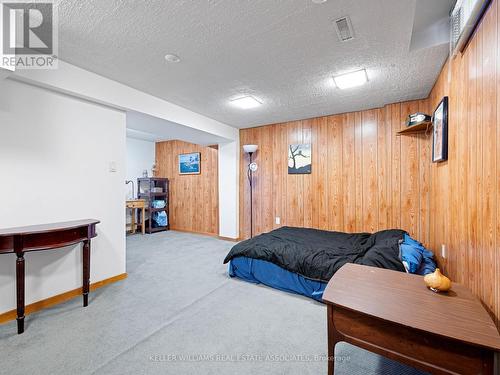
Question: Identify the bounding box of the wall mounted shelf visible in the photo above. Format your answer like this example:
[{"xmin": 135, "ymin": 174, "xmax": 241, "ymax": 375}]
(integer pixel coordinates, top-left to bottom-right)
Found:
[{"xmin": 397, "ymin": 122, "xmax": 433, "ymax": 136}]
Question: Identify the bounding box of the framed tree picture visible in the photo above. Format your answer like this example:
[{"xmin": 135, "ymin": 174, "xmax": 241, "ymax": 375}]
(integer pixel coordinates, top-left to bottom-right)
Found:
[
  {"xmin": 179, "ymin": 152, "xmax": 201, "ymax": 174},
  {"xmin": 288, "ymin": 144, "xmax": 311, "ymax": 174},
  {"xmin": 432, "ymin": 96, "xmax": 448, "ymax": 163}
]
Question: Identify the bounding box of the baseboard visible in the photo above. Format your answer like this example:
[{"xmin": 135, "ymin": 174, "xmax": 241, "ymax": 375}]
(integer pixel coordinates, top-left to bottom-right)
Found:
[
  {"xmin": 0, "ymin": 273, "xmax": 127, "ymax": 324},
  {"xmin": 217, "ymin": 235, "xmax": 240, "ymax": 242},
  {"xmin": 170, "ymin": 227, "xmax": 218, "ymax": 237},
  {"xmin": 170, "ymin": 228, "xmax": 239, "ymax": 242}
]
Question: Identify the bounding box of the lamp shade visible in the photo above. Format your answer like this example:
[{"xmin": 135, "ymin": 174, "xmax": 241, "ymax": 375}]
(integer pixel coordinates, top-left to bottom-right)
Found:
[{"xmin": 243, "ymin": 144, "xmax": 258, "ymax": 153}]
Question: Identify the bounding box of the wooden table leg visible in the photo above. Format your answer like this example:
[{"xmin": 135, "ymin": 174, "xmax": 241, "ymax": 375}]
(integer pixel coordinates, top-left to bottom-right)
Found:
[
  {"xmin": 82, "ymin": 239, "xmax": 90, "ymax": 307},
  {"xmin": 142, "ymin": 206, "xmax": 145, "ymax": 234},
  {"xmin": 327, "ymin": 304, "xmax": 334, "ymax": 375},
  {"xmin": 131, "ymin": 208, "xmax": 136, "ymax": 234},
  {"xmin": 16, "ymin": 252, "xmax": 25, "ymax": 334}
]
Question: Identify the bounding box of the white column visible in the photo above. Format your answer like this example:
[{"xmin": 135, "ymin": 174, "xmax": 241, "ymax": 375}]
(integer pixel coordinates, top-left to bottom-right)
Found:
[{"xmin": 218, "ymin": 140, "xmax": 240, "ymax": 239}]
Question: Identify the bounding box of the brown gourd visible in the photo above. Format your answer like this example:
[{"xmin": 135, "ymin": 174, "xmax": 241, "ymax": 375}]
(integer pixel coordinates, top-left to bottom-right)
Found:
[{"xmin": 424, "ymin": 268, "xmax": 452, "ymax": 292}]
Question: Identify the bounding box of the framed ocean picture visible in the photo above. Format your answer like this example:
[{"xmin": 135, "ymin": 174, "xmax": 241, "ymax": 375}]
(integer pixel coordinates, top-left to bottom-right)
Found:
[
  {"xmin": 288, "ymin": 144, "xmax": 311, "ymax": 174},
  {"xmin": 179, "ymin": 152, "xmax": 201, "ymax": 175}
]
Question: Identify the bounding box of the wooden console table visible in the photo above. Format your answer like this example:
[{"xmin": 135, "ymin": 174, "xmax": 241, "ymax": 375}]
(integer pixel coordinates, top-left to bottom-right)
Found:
[
  {"xmin": 0, "ymin": 219, "xmax": 100, "ymax": 334},
  {"xmin": 323, "ymin": 263, "xmax": 500, "ymax": 375}
]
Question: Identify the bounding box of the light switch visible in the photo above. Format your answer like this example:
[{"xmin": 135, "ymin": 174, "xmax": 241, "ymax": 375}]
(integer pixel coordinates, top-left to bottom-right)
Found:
[
  {"xmin": 275, "ymin": 217, "xmax": 281, "ymax": 225},
  {"xmin": 109, "ymin": 161, "xmax": 117, "ymax": 173}
]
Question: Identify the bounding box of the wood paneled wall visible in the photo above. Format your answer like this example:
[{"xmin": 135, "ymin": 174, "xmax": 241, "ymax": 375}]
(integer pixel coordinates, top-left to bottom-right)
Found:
[
  {"xmin": 427, "ymin": 0, "xmax": 500, "ymax": 326},
  {"xmin": 155, "ymin": 140, "xmax": 219, "ymax": 235},
  {"xmin": 239, "ymin": 0, "xmax": 500, "ymax": 327},
  {"xmin": 240, "ymin": 98, "xmax": 431, "ymax": 240}
]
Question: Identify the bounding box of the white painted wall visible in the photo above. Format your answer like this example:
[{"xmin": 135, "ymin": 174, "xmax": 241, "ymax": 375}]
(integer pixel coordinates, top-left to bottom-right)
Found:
[
  {"xmin": 10, "ymin": 59, "xmax": 240, "ymax": 240},
  {"xmin": 218, "ymin": 140, "xmax": 239, "ymax": 239},
  {"xmin": 0, "ymin": 79, "xmax": 126, "ymax": 314},
  {"xmin": 11, "ymin": 61, "xmax": 239, "ymax": 141},
  {"xmin": 126, "ymin": 137, "xmax": 155, "ymax": 199}
]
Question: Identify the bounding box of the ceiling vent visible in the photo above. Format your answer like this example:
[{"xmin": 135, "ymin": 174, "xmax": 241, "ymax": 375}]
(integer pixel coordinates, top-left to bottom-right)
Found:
[{"xmin": 334, "ymin": 16, "xmax": 354, "ymax": 42}]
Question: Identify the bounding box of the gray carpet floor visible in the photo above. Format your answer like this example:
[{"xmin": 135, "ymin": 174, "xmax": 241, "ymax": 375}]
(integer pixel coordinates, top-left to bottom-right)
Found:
[{"xmin": 0, "ymin": 231, "xmax": 426, "ymax": 375}]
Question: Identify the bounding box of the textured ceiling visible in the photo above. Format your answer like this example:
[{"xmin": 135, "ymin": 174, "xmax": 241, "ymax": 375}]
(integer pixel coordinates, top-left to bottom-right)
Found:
[{"xmin": 58, "ymin": 0, "xmax": 452, "ymax": 129}]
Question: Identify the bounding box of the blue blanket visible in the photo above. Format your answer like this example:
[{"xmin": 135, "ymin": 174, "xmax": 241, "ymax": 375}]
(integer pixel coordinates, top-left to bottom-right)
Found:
[{"xmin": 229, "ymin": 257, "xmax": 326, "ymax": 301}]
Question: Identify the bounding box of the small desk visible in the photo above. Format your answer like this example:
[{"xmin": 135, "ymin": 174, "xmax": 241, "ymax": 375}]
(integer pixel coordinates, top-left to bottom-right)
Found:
[
  {"xmin": 126, "ymin": 199, "xmax": 146, "ymax": 235},
  {"xmin": 0, "ymin": 219, "xmax": 100, "ymax": 334},
  {"xmin": 323, "ymin": 263, "xmax": 500, "ymax": 375}
]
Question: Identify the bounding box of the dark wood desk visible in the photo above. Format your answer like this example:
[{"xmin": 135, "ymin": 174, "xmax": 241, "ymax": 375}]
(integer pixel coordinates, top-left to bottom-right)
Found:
[
  {"xmin": 323, "ymin": 263, "xmax": 500, "ymax": 375},
  {"xmin": 0, "ymin": 219, "xmax": 100, "ymax": 334}
]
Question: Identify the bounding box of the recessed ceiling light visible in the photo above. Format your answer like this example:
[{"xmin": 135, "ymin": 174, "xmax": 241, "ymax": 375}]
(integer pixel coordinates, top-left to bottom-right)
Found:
[
  {"xmin": 164, "ymin": 54, "xmax": 181, "ymax": 63},
  {"xmin": 312, "ymin": 0, "xmax": 327, "ymax": 3},
  {"xmin": 333, "ymin": 69, "xmax": 368, "ymax": 89},
  {"xmin": 230, "ymin": 96, "xmax": 262, "ymax": 109}
]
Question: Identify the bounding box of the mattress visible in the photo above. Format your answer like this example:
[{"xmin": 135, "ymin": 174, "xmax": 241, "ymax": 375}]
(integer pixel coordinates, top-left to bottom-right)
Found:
[
  {"xmin": 228, "ymin": 256, "xmax": 327, "ymax": 301},
  {"xmin": 226, "ymin": 228, "xmax": 436, "ymax": 302},
  {"xmin": 224, "ymin": 227, "xmax": 407, "ymax": 282}
]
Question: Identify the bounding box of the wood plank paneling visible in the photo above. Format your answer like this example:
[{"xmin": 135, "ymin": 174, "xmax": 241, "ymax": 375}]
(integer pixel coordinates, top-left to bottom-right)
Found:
[
  {"xmin": 326, "ymin": 116, "xmax": 342, "ymax": 231},
  {"xmin": 314, "ymin": 117, "xmax": 329, "ymax": 230},
  {"xmin": 377, "ymin": 107, "xmax": 389, "ymax": 231},
  {"xmin": 400, "ymin": 101, "xmax": 420, "ymax": 238},
  {"xmin": 155, "ymin": 140, "xmax": 218, "ymax": 235},
  {"xmin": 361, "ymin": 109, "xmax": 378, "ymax": 233},
  {"xmin": 426, "ymin": 0, "xmax": 500, "ymax": 328},
  {"xmin": 418, "ymin": 100, "xmax": 431, "ymax": 247},
  {"xmin": 285, "ymin": 121, "xmax": 304, "ymax": 228},
  {"xmin": 354, "ymin": 112, "xmax": 364, "ymax": 232},
  {"xmin": 239, "ymin": 0, "xmax": 500, "ymax": 328},
  {"xmin": 342, "ymin": 113, "xmax": 356, "ymax": 232},
  {"xmin": 240, "ymin": 99, "xmax": 428, "ymax": 242},
  {"xmin": 390, "ymin": 103, "xmax": 402, "ymax": 230},
  {"xmin": 303, "ymin": 119, "xmax": 314, "ymax": 229}
]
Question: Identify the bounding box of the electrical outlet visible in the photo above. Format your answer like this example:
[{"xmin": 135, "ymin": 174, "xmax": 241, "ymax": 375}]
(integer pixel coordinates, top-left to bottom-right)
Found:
[
  {"xmin": 441, "ymin": 244, "xmax": 447, "ymax": 259},
  {"xmin": 275, "ymin": 217, "xmax": 281, "ymax": 225}
]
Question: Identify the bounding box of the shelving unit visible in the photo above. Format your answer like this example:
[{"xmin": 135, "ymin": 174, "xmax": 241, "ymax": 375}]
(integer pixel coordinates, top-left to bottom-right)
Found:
[
  {"xmin": 397, "ymin": 121, "xmax": 433, "ymax": 136},
  {"xmin": 137, "ymin": 177, "xmax": 169, "ymax": 234}
]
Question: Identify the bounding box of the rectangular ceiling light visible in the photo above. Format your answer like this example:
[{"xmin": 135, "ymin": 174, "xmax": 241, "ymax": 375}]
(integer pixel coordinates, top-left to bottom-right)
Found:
[
  {"xmin": 333, "ymin": 69, "xmax": 368, "ymax": 89},
  {"xmin": 230, "ymin": 95, "xmax": 262, "ymax": 109}
]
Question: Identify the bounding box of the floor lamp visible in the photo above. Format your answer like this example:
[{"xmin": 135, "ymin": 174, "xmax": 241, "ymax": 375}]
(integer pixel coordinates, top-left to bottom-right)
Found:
[{"xmin": 243, "ymin": 144, "xmax": 258, "ymax": 237}]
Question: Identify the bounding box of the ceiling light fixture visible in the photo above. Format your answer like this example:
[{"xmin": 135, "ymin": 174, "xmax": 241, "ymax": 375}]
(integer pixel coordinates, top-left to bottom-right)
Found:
[
  {"xmin": 230, "ymin": 96, "xmax": 262, "ymax": 109},
  {"xmin": 333, "ymin": 69, "xmax": 368, "ymax": 89},
  {"xmin": 164, "ymin": 54, "xmax": 181, "ymax": 63},
  {"xmin": 312, "ymin": 0, "xmax": 328, "ymax": 3}
]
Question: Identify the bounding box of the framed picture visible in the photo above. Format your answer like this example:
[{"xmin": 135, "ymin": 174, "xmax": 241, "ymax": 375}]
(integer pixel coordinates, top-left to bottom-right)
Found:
[
  {"xmin": 179, "ymin": 152, "xmax": 201, "ymax": 174},
  {"xmin": 432, "ymin": 96, "xmax": 448, "ymax": 163},
  {"xmin": 288, "ymin": 144, "xmax": 311, "ymax": 174}
]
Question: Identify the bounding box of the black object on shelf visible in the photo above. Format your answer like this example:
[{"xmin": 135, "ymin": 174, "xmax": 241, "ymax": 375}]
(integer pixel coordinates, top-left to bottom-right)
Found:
[{"xmin": 137, "ymin": 177, "xmax": 169, "ymax": 234}]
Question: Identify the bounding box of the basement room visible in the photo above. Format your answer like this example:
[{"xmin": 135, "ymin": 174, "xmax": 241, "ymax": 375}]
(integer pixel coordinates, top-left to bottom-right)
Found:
[{"xmin": 0, "ymin": 0, "xmax": 499, "ymax": 374}]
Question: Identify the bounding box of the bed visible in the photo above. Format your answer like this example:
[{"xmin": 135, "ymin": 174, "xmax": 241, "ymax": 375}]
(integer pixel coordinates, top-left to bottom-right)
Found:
[{"xmin": 223, "ymin": 227, "xmax": 436, "ymax": 301}]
